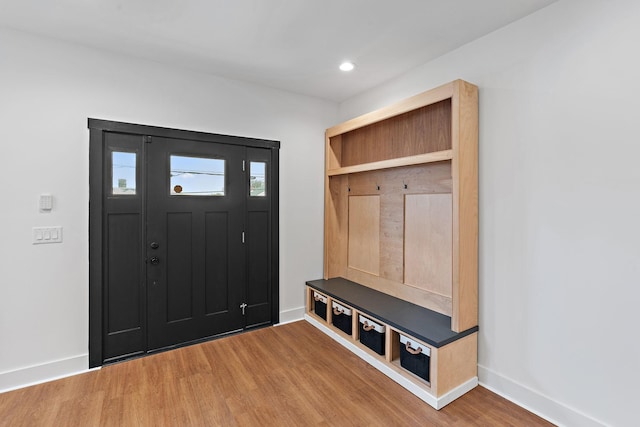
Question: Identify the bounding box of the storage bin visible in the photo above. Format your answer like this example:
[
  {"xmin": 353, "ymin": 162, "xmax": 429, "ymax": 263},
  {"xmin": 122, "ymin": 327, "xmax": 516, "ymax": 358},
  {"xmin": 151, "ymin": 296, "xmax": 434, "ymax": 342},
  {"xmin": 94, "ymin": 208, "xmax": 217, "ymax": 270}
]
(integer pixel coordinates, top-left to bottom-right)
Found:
[
  {"xmin": 313, "ymin": 291, "xmax": 327, "ymax": 320},
  {"xmin": 331, "ymin": 301, "xmax": 352, "ymax": 335},
  {"xmin": 359, "ymin": 315, "xmax": 385, "ymax": 355},
  {"xmin": 399, "ymin": 334, "xmax": 430, "ymax": 382}
]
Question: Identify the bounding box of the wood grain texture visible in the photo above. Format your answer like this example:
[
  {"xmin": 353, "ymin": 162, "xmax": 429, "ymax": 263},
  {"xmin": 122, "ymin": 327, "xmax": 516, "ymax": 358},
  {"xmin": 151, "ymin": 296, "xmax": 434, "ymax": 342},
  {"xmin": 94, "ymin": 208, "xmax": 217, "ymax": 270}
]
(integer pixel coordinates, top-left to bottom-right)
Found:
[
  {"xmin": 324, "ymin": 79, "xmax": 478, "ymax": 333},
  {"xmin": 348, "ymin": 196, "xmax": 381, "ymax": 276},
  {"xmin": 450, "ymin": 80, "xmax": 479, "ymax": 332},
  {"xmin": 433, "ymin": 332, "xmax": 478, "ymax": 397},
  {"xmin": 324, "ymin": 175, "xmax": 349, "ymax": 279},
  {"xmin": 306, "ymin": 286, "xmax": 314, "ymax": 316},
  {"xmin": 380, "ymin": 192, "xmax": 404, "ymax": 283},
  {"xmin": 327, "ymin": 134, "xmax": 342, "ymax": 170},
  {"xmin": 320, "ymin": 79, "xmax": 479, "ymax": 407},
  {"xmin": 387, "ymin": 328, "xmax": 401, "ymax": 363},
  {"xmin": 339, "ymin": 100, "xmax": 452, "ymax": 167},
  {"xmin": 326, "ymin": 81, "xmax": 454, "ymax": 137},
  {"xmin": 346, "ymin": 267, "xmax": 453, "ymax": 316},
  {"xmin": 404, "ymin": 193, "xmax": 453, "ymax": 298},
  {"xmin": 327, "ymin": 149, "xmax": 453, "ymax": 176},
  {"xmin": 0, "ymin": 322, "xmax": 551, "ymax": 427},
  {"xmin": 346, "ymin": 162, "xmax": 453, "ymax": 286},
  {"xmin": 346, "ymin": 162, "xmax": 453, "ymax": 196}
]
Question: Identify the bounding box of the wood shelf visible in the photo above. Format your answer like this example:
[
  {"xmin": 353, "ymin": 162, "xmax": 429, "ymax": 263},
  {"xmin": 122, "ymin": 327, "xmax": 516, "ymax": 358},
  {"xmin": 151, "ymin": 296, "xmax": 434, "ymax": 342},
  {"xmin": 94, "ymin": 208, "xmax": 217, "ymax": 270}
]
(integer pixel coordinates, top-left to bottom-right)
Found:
[{"xmin": 326, "ymin": 150, "xmax": 453, "ymax": 176}]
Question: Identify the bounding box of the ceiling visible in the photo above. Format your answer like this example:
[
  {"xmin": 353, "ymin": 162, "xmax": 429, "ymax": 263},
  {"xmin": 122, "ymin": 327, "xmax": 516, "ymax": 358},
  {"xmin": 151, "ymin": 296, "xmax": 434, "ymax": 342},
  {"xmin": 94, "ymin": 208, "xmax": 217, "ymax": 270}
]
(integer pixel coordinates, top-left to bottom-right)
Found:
[{"xmin": 0, "ymin": 0, "xmax": 557, "ymax": 102}]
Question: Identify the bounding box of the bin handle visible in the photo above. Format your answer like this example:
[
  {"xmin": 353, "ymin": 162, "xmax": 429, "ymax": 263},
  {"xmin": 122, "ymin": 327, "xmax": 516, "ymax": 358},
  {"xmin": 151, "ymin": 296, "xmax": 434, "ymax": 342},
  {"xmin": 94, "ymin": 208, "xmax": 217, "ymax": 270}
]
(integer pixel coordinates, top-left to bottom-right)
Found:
[
  {"xmin": 314, "ymin": 295, "xmax": 324, "ymax": 302},
  {"xmin": 333, "ymin": 307, "xmax": 344, "ymax": 316},
  {"xmin": 405, "ymin": 341, "xmax": 422, "ymax": 355},
  {"xmin": 362, "ymin": 321, "xmax": 375, "ymax": 332}
]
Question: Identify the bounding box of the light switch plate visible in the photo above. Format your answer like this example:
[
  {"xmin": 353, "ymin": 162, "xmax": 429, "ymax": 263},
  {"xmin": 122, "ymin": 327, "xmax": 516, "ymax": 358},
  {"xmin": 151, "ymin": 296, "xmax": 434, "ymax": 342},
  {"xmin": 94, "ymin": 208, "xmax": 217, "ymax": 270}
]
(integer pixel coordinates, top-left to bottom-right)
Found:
[
  {"xmin": 39, "ymin": 194, "xmax": 53, "ymax": 212},
  {"xmin": 33, "ymin": 226, "xmax": 63, "ymax": 244}
]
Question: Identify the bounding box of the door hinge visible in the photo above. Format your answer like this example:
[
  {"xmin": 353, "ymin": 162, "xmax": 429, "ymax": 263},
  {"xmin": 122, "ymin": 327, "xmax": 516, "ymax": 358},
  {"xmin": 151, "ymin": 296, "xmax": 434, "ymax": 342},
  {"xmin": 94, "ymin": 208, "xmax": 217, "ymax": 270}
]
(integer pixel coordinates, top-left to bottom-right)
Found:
[
  {"xmin": 144, "ymin": 135, "xmax": 152, "ymax": 143},
  {"xmin": 240, "ymin": 303, "xmax": 247, "ymax": 315},
  {"xmin": 242, "ymin": 160, "xmax": 246, "ymax": 171},
  {"xmin": 242, "ymin": 231, "xmax": 245, "ymax": 243}
]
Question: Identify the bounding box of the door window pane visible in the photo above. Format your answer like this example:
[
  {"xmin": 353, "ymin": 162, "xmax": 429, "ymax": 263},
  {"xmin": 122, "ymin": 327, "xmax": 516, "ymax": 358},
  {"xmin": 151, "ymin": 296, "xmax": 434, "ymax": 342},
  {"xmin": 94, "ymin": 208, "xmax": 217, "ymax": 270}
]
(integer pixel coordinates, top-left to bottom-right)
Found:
[
  {"xmin": 112, "ymin": 151, "xmax": 136, "ymax": 195},
  {"xmin": 250, "ymin": 162, "xmax": 267, "ymax": 197},
  {"xmin": 170, "ymin": 155, "xmax": 225, "ymax": 196}
]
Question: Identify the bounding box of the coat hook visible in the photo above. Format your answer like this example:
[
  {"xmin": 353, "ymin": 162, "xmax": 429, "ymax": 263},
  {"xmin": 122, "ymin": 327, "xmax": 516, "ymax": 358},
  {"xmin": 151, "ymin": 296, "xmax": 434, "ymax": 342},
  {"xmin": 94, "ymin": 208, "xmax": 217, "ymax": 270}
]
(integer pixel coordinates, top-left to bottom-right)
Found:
[
  {"xmin": 403, "ymin": 180, "xmax": 408, "ymax": 190},
  {"xmin": 376, "ymin": 184, "xmax": 380, "ymax": 191}
]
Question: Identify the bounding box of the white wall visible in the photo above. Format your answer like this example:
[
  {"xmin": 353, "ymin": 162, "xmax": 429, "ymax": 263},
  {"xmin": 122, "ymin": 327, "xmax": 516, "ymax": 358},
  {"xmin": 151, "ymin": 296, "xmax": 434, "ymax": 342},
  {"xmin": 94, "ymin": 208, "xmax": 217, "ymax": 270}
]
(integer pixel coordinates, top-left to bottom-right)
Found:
[
  {"xmin": 340, "ymin": 1, "xmax": 640, "ymax": 426},
  {"xmin": 0, "ymin": 27, "xmax": 334, "ymax": 390}
]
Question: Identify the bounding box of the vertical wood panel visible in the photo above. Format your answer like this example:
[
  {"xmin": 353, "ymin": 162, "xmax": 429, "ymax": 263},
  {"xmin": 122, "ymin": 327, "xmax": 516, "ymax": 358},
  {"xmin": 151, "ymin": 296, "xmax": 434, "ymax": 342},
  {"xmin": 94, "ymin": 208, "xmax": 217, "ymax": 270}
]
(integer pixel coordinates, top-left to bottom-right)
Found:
[
  {"xmin": 324, "ymin": 175, "xmax": 349, "ymax": 278},
  {"xmin": 380, "ymin": 192, "xmax": 404, "ymax": 282},
  {"xmin": 451, "ymin": 80, "xmax": 479, "ymax": 332},
  {"xmin": 348, "ymin": 195, "xmax": 380, "ymax": 275},
  {"xmin": 433, "ymin": 332, "xmax": 477, "ymax": 397},
  {"xmin": 404, "ymin": 194, "xmax": 453, "ymax": 298},
  {"xmin": 327, "ymin": 134, "xmax": 342, "ymax": 170}
]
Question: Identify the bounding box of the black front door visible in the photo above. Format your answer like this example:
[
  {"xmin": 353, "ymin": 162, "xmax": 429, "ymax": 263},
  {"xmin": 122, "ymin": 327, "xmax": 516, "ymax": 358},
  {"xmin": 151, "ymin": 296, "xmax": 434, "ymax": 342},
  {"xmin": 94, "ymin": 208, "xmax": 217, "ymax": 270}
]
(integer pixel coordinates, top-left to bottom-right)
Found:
[
  {"xmin": 88, "ymin": 120, "xmax": 279, "ymax": 367},
  {"xmin": 146, "ymin": 136, "xmax": 245, "ymax": 350}
]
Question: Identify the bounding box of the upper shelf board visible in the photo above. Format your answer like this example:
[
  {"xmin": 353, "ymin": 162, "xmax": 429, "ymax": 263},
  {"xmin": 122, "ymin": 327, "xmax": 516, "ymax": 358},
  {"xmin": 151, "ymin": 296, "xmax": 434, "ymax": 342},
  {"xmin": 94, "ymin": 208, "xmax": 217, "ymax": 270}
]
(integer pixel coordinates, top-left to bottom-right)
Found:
[
  {"xmin": 326, "ymin": 81, "xmax": 457, "ymax": 138},
  {"xmin": 326, "ymin": 149, "xmax": 453, "ymax": 176}
]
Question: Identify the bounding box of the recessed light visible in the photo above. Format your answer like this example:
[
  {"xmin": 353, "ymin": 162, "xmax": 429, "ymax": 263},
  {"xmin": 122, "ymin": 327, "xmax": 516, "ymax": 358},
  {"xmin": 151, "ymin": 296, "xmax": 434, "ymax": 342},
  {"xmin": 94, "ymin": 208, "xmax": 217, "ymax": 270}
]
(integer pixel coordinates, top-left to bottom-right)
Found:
[{"xmin": 339, "ymin": 61, "xmax": 355, "ymax": 72}]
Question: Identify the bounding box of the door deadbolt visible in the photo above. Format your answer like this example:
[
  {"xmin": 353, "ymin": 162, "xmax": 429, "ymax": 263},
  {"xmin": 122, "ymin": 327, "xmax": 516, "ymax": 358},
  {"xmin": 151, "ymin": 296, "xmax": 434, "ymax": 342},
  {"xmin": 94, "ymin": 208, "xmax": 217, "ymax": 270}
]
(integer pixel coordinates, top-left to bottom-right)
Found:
[{"xmin": 150, "ymin": 242, "xmax": 159, "ymax": 249}]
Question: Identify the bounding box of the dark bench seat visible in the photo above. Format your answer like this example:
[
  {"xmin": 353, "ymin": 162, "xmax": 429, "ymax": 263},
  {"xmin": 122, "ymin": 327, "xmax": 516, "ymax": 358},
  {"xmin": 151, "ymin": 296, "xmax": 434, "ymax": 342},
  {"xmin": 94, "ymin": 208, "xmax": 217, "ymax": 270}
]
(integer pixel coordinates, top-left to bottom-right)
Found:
[{"xmin": 306, "ymin": 277, "xmax": 478, "ymax": 348}]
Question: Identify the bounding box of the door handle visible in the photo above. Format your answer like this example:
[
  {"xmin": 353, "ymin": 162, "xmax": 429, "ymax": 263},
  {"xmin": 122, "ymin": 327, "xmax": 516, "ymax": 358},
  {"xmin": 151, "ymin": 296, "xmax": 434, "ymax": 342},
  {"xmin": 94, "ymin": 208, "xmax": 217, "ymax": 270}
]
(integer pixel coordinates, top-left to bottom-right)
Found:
[{"xmin": 149, "ymin": 256, "xmax": 160, "ymax": 265}]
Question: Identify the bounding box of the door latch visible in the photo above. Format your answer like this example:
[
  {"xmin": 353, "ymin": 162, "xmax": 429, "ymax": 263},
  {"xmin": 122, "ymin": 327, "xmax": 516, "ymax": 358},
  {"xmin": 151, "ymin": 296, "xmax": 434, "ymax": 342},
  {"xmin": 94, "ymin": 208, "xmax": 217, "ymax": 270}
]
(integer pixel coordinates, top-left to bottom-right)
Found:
[{"xmin": 240, "ymin": 302, "xmax": 247, "ymax": 315}]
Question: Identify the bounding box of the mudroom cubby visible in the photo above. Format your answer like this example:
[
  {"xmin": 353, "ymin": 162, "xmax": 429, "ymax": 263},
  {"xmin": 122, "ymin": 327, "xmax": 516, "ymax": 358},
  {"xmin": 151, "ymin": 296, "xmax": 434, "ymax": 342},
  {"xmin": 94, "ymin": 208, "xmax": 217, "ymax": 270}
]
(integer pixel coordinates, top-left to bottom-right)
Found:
[{"xmin": 305, "ymin": 80, "xmax": 478, "ymax": 409}]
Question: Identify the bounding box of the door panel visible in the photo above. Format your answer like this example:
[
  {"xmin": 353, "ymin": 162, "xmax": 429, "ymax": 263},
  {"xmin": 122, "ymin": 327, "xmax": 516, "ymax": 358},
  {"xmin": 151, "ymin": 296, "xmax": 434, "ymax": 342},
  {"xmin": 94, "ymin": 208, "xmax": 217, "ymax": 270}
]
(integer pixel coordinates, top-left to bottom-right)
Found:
[
  {"xmin": 204, "ymin": 212, "xmax": 230, "ymax": 315},
  {"xmin": 102, "ymin": 133, "xmax": 145, "ymax": 362},
  {"xmin": 146, "ymin": 136, "xmax": 245, "ymax": 351},
  {"xmin": 105, "ymin": 212, "xmax": 144, "ymax": 359},
  {"xmin": 89, "ymin": 119, "xmax": 279, "ymax": 367},
  {"xmin": 246, "ymin": 210, "xmax": 270, "ymax": 327},
  {"xmin": 166, "ymin": 212, "xmax": 194, "ymax": 322},
  {"xmin": 107, "ymin": 213, "xmax": 142, "ymax": 332},
  {"xmin": 245, "ymin": 147, "xmax": 273, "ymax": 328}
]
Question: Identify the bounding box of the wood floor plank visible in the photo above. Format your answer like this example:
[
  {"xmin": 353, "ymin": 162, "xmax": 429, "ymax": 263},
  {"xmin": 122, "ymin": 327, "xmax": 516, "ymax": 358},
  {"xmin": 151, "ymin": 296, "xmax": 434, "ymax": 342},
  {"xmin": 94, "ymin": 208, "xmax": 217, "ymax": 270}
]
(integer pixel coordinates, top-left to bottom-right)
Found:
[{"xmin": 0, "ymin": 321, "xmax": 553, "ymax": 426}]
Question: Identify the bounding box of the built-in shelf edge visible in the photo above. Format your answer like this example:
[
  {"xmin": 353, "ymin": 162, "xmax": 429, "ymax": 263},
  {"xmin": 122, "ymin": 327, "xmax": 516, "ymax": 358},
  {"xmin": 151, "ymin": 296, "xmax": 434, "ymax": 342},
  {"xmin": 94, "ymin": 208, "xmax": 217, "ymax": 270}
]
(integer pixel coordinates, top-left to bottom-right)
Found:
[{"xmin": 327, "ymin": 149, "xmax": 453, "ymax": 176}]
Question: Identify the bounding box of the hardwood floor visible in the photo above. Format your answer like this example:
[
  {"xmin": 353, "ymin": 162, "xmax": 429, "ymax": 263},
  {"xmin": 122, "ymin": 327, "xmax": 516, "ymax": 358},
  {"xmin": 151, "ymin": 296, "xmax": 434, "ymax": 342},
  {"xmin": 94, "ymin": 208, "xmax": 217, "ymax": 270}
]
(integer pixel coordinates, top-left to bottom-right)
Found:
[{"xmin": 0, "ymin": 321, "xmax": 553, "ymax": 426}]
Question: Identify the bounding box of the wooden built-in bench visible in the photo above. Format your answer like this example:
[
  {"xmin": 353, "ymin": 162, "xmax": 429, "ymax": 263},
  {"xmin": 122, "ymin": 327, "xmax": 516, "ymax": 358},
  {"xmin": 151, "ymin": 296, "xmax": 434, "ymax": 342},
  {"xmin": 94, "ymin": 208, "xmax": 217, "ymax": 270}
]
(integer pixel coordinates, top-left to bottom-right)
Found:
[
  {"xmin": 305, "ymin": 278, "xmax": 479, "ymax": 409},
  {"xmin": 308, "ymin": 80, "xmax": 479, "ymax": 409},
  {"xmin": 307, "ymin": 278, "xmax": 477, "ymax": 348}
]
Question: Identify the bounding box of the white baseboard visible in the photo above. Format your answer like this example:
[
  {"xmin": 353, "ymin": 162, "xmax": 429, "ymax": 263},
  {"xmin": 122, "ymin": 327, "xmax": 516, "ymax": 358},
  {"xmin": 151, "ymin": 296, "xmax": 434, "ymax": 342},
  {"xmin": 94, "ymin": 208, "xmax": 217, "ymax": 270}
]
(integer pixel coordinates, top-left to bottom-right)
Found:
[
  {"xmin": 0, "ymin": 354, "xmax": 95, "ymax": 393},
  {"xmin": 478, "ymin": 365, "xmax": 606, "ymax": 427},
  {"xmin": 304, "ymin": 314, "xmax": 477, "ymax": 410},
  {"xmin": 278, "ymin": 306, "xmax": 305, "ymax": 325}
]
